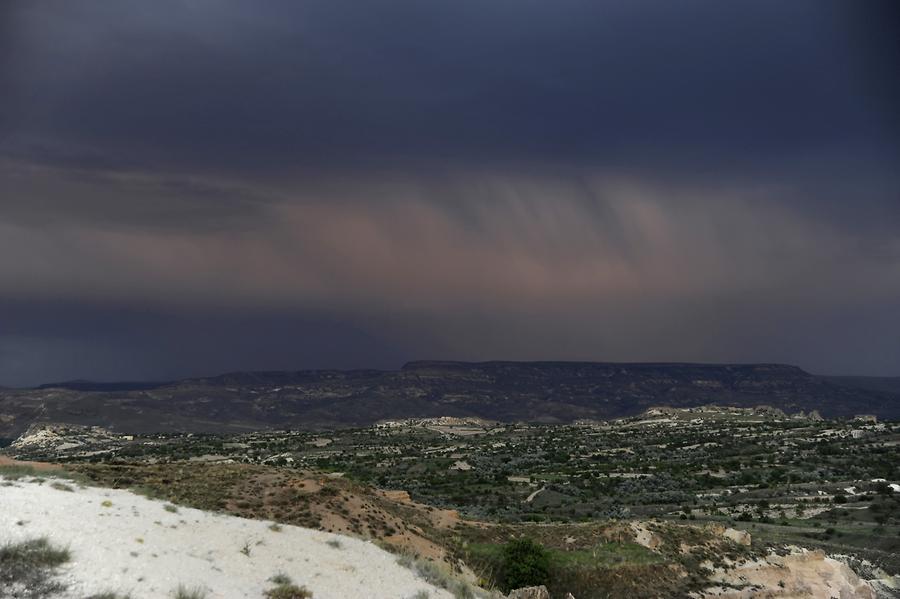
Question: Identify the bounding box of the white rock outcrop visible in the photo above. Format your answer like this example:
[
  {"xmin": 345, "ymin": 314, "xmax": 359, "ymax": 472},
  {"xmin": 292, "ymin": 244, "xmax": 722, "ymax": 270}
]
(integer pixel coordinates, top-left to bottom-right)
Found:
[{"xmin": 0, "ymin": 476, "xmax": 453, "ymax": 599}]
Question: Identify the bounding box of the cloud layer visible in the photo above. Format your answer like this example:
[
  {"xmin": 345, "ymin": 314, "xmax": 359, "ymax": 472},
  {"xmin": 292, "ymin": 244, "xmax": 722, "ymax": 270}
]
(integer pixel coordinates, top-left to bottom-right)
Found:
[{"xmin": 1, "ymin": 1, "xmax": 898, "ymax": 385}]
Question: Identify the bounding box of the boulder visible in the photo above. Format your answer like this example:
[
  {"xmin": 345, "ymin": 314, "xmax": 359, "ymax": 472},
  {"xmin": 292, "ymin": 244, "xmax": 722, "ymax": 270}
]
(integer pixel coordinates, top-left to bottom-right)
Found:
[
  {"xmin": 708, "ymin": 523, "xmax": 752, "ymax": 546},
  {"xmin": 507, "ymin": 586, "xmax": 550, "ymax": 599},
  {"xmin": 722, "ymin": 527, "xmax": 751, "ymax": 546}
]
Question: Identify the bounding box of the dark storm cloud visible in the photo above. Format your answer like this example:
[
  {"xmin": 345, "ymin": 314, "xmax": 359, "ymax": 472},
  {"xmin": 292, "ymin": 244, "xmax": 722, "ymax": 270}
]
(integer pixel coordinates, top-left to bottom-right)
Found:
[
  {"xmin": 1, "ymin": 0, "xmax": 898, "ymax": 386},
  {"xmin": 0, "ymin": 298, "xmax": 410, "ymax": 385},
  {"xmin": 5, "ymin": 0, "xmax": 897, "ymax": 173}
]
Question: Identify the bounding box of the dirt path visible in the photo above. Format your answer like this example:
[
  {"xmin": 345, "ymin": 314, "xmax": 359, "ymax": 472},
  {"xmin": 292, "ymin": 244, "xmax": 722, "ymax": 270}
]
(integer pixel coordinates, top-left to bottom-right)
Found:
[{"xmin": 0, "ymin": 455, "xmax": 60, "ymax": 471}]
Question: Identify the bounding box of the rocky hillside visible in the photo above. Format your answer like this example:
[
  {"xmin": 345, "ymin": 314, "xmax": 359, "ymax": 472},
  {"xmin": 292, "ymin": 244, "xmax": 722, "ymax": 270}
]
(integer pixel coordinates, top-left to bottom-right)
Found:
[
  {"xmin": 0, "ymin": 472, "xmax": 459, "ymax": 599},
  {"xmin": 4, "ymin": 463, "xmax": 891, "ymax": 599},
  {"xmin": 0, "ymin": 361, "xmax": 897, "ymax": 437}
]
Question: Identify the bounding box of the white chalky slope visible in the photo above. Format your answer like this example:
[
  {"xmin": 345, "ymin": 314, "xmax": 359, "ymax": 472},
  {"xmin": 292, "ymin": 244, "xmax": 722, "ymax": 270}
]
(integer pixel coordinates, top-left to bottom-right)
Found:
[{"xmin": 0, "ymin": 476, "xmax": 453, "ymax": 599}]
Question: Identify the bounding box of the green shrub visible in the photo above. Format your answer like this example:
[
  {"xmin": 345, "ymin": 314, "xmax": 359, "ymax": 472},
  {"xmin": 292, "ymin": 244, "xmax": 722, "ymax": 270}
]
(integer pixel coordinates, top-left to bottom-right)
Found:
[
  {"xmin": 395, "ymin": 552, "xmax": 474, "ymax": 599},
  {"xmin": 500, "ymin": 538, "xmax": 550, "ymax": 591},
  {"xmin": 0, "ymin": 537, "xmax": 71, "ymax": 596},
  {"xmin": 0, "ymin": 538, "xmax": 70, "ymax": 570},
  {"xmin": 269, "ymin": 573, "xmax": 293, "ymax": 585},
  {"xmin": 172, "ymin": 585, "xmax": 208, "ymax": 599},
  {"xmin": 264, "ymin": 583, "xmax": 313, "ymax": 599}
]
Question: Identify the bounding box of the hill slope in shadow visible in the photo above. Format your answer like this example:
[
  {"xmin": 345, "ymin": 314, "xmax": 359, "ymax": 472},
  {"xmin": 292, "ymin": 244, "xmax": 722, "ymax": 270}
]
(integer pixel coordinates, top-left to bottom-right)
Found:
[{"xmin": 1, "ymin": 361, "xmax": 896, "ymax": 436}]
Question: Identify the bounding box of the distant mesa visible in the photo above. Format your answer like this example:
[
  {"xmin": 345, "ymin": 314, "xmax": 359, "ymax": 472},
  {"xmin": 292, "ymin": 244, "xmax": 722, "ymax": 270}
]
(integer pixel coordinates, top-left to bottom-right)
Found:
[
  {"xmin": 0, "ymin": 360, "xmax": 896, "ymax": 437},
  {"xmin": 37, "ymin": 379, "xmax": 172, "ymax": 392}
]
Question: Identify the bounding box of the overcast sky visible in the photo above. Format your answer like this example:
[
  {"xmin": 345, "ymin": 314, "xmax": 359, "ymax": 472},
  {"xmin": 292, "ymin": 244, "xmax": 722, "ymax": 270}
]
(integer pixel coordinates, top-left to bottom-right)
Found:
[{"xmin": 1, "ymin": 0, "xmax": 898, "ymax": 386}]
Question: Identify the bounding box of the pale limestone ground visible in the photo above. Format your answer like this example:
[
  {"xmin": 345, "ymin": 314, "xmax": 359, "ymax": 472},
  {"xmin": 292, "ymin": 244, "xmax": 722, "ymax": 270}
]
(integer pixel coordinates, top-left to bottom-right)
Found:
[
  {"xmin": 0, "ymin": 476, "xmax": 452, "ymax": 599},
  {"xmin": 703, "ymin": 549, "xmax": 877, "ymax": 599}
]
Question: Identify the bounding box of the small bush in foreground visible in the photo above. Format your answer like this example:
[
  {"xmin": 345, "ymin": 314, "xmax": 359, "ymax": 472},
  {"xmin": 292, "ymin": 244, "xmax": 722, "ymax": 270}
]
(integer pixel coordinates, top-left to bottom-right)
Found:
[
  {"xmin": 172, "ymin": 585, "xmax": 208, "ymax": 599},
  {"xmin": 264, "ymin": 580, "xmax": 313, "ymax": 599},
  {"xmin": 396, "ymin": 553, "xmax": 475, "ymax": 599},
  {"xmin": 500, "ymin": 539, "xmax": 550, "ymax": 592},
  {"xmin": 0, "ymin": 538, "xmax": 70, "ymax": 569},
  {"xmin": 0, "ymin": 537, "xmax": 71, "ymax": 598}
]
